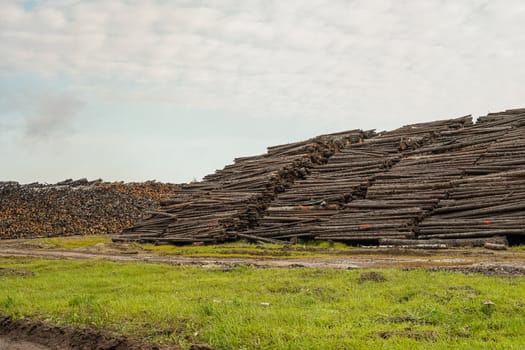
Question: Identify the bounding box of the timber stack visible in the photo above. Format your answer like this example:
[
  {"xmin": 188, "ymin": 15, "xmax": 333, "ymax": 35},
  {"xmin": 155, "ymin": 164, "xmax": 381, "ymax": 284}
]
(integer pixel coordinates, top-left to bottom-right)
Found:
[
  {"xmin": 247, "ymin": 116, "xmax": 472, "ymax": 241},
  {"xmin": 116, "ymin": 108, "xmax": 525, "ymax": 247},
  {"xmin": 313, "ymin": 113, "xmax": 516, "ymax": 242},
  {"xmin": 0, "ymin": 180, "xmax": 178, "ymax": 239},
  {"xmin": 415, "ymin": 121, "xmax": 525, "ymax": 243},
  {"xmin": 116, "ymin": 130, "xmax": 371, "ymax": 243}
]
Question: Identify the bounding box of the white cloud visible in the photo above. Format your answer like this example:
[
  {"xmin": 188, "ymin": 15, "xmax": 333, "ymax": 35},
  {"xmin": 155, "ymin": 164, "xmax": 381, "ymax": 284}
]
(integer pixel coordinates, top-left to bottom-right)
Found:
[{"xmin": 2, "ymin": 0, "xmax": 524, "ymax": 125}]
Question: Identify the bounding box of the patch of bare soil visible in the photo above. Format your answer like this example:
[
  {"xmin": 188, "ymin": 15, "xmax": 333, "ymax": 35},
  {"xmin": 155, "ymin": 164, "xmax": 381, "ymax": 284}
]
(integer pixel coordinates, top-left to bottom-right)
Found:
[
  {"xmin": 0, "ymin": 337, "xmax": 51, "ymax": 350},
  {"xmin": 428, "ymin": 263, "xmax": 525, "ymax": 277},
  {"xmin": 0, "ymin": 315, "xmax": 181, "ymax": 350},
  {"xmin": 376, "ymin": 328, "xmax": 440, "ymax": 341},
  {"xmin": 358, "ymin": 271, "xmax": 387, "ymax": 283},
  {"xmin": 0, "ymin": 267, "xmax": 34, "ymax": 277}
]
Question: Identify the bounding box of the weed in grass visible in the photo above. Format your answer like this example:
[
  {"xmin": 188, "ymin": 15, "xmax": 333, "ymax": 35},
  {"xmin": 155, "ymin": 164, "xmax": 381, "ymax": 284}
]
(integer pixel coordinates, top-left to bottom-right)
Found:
[
  {"xmin": 481, "ymin": 300, "xmax": 496, "ymax": 316},
  {"xmin": 68, "ymin": 294, "xmax": 96, "ymax": 308},
  {"xmin": 0, "ymin": 267, "xmax": 34, "ymax": 277},
  {"xmin": 1, "ymin": 296, "xmax": 15, "ymax": 308}
]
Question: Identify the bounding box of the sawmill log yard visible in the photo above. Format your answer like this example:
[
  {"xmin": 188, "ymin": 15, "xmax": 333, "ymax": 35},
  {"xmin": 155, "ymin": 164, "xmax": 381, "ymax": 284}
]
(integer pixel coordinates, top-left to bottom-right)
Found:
[{"xmin": 2, "ymin": 109, "xmax": 525, "ymax": 349}]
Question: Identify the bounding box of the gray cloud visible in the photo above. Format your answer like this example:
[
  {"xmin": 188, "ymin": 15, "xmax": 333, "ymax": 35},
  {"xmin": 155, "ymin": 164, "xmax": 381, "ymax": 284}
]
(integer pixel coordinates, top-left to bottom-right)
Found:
[{"xmin": 25, "ymin": 95, "xmax": 84, "ymax": 139}]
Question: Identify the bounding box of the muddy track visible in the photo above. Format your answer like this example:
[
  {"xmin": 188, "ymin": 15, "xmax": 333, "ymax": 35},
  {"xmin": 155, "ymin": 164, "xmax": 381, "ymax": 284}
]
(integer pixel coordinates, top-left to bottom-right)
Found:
[
  {"xmin": 0, "ymin": 246, "xmax": 402, "ymax": 269},
  {"xmin": 1, "ymin": 245, "xmax": 525, "ymax": 274}
]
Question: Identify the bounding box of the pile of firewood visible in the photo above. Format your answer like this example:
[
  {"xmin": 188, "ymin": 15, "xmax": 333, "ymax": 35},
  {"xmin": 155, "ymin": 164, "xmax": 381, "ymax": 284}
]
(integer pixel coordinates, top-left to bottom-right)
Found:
[
  {"xmin": 350, "ymin": 110, "xmax": 525, "ymax": 246},
  {"xmin": 0, "ymin": 180, "xmax": 178, "ymax": 239}
]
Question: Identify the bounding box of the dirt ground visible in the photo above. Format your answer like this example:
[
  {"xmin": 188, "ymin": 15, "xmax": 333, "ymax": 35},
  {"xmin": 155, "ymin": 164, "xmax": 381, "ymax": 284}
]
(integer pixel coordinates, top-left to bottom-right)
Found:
[
  {"xmin": 0, "ymin": 337, "xmax": 51, "ymax": 350},
  {"xmin": 0, "ymin": 315, "xmax": 181, "ymax": 350},
  {"xmin": 1, "ymin": 239, "xmax": 525, "ymax": 276}
]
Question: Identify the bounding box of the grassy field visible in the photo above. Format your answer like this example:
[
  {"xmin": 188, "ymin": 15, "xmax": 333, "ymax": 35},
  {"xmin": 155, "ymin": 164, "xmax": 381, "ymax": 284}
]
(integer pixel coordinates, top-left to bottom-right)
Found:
[{"xmin": 1, "ymin": 257, "xmax": 525, "ymax": 349}]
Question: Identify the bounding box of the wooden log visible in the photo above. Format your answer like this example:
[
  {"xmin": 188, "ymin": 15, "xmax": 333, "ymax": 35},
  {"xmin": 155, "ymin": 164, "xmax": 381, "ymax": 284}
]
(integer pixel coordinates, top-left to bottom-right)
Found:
[
  {"xmin": 379, "ymin": 237, "xmax": 508, "ymax": 247},
  {"xmin": 235, "ymin": 233, "xmax": 291, "ymax": 245}
]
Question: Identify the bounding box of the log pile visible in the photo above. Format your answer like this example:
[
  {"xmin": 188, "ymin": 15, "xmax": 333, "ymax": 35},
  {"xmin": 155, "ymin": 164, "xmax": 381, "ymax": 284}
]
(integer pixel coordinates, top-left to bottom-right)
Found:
[
  {"xmin": 415, "ymin": 117, "xmax": 525, "ymax": 241},
  {"xmin": 313, "ymin": 141, "xmax": 483, "ymax": 240},
  {"xmin": 117, "ymin": 110, "xmax": 525, "ymax": 246},
  {"xmin": 314, "ymin": 111, "xmax": 525, "ymax": 243},
  {"xmin": 246, "ymin": 116, "xmax": 473, "ymax": 241},
  {"xmin": 0, "ymin": 180, "xmax": 178, "ymax": 239},
  {"xmin": 417, "ymin": 170, "xmax": 525, "ymax": 240},
  {"xmin": 116, "ymin": 130, "xmax": 371, "ymax": 243},
  {"xmin": 5, "ymin": 108, "xmax": 519, "ymax": 247}
]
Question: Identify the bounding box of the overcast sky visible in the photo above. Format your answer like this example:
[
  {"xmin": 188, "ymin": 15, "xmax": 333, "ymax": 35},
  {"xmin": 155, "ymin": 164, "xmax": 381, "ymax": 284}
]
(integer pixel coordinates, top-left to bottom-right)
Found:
[{"xmin": 1, "ymin": 0, "xmax": 525, "ymax": 184}]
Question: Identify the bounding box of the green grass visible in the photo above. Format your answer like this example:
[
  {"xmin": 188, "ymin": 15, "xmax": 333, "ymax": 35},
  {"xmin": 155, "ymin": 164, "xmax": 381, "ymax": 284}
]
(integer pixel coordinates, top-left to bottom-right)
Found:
[
  {"xmin": 30, "ymin": 235, "xmax": 112, "ymax": 249},
  {"xmin": 1, "ymin": 258, "xmax": 525, "ymax": 349},
  {"xmin": 141, "ymin": 240, "xmax": 351, "ymax": 258},
  {"xmin": 28, "ymin": 235, "xmax": 354, "ymax": 258}
]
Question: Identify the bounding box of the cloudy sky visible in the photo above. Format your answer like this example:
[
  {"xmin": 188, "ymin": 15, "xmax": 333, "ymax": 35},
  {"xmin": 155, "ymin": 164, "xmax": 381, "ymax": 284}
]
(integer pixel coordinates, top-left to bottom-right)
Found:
[{"xmin": 1, "ymin": 0, "xmax": 525, "ymax": 184}]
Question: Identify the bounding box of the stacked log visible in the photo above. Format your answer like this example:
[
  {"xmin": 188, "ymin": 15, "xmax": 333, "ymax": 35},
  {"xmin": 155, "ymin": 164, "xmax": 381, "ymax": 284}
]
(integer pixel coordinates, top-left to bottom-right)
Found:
[
  {"xmin": 313, "ymin": 113, "xmax": 522, "ymax": 243},
  {"xmin": 465, "ymin": 127, "xmax": 525, "ymax": 175},
  {"xmin": 115, "ymin": 108, "xmax": 525, "ymax": 246},
  {"xmin": 0, "ymin": 180, "xmax": 178, "ymax": 239},
  {"xmin": 414, "ymin": 110, "xmax": 525, "ymax": 243},
  {"xmin": 115, "ymin": 190, "xmax": 260, "ymax": 243},
  {"xmin": 246, "ymin": 116, "xmax": 473, "ymax": 241},
  {"xmin": 313, "ymin": 150, "xmax": 485, "ymax": 241},
  {"xmin": 116, "ymin": 130, "xmax": 370, "ymax": 243},
  {"xmin": 417, "ymin": 170, "xmax": 525, "ymax": 239},
  {"xmin": 4, "ymin": 109, "xmax": 524, "ymax": 246}
]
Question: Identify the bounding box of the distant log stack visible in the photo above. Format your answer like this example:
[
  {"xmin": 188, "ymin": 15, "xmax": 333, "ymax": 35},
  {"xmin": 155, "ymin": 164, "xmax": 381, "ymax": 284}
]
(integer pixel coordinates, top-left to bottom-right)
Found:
[
  {"xmin": 5, "ymin": 109, "xmax": 521, "ymax": 246},
  {"xmin": 0, "ymin": 180, "xmax": 178, "ymax": 239},
  {"xmin": 312, "ymin": 117, "xmax": 489, "ymax": 242}
]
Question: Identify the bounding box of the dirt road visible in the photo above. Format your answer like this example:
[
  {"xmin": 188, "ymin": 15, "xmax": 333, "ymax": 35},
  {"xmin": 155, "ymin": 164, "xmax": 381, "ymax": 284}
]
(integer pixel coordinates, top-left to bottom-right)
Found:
[{"xmin": 1, "ymin": 241, "xmax": 525, "ymax": 275}]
